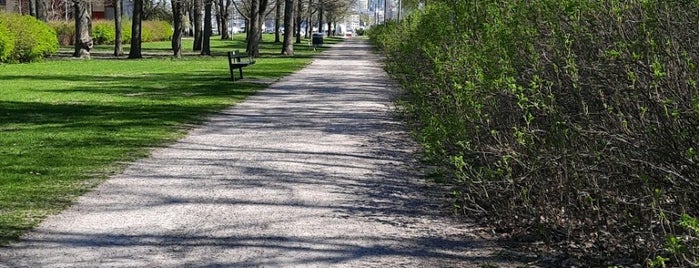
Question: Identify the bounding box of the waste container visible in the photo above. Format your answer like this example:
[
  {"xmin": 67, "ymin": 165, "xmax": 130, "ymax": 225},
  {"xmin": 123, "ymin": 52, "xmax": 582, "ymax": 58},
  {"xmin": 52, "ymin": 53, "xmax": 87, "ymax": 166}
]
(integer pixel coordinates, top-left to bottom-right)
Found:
[{"xmin": 312, "ymin": 33, "xmax": 324, "ymax": 47}]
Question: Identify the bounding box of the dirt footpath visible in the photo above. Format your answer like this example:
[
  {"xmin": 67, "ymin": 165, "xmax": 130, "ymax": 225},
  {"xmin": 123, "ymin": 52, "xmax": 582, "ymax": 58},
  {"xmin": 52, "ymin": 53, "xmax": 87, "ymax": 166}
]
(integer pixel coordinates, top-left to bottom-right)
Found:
[{"xmin": 0, "ymin": 39, "xmax": 525, "ymax": 267}]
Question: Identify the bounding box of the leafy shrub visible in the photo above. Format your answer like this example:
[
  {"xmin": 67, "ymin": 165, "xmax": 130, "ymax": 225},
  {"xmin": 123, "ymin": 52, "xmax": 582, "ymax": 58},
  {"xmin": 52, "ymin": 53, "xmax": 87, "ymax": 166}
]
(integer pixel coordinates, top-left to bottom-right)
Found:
[
  {"xmin": 120, "ymin": 20, "xmax": 133, "ymax": 44},
  {"xmin": 92, "ymin": 20, "xmax": 115, "ymax": 45},
  {"xmin": 355, "ymin": 28, "xmax": 365, "ymax": 36},
  {"xmin": 48, "ymin": 20, "xmax": 74, "ymax": 46},
  {"xmin": 0, "ymin": 18, "xmax": 15, "ymax": 62},
  {"xmin": 0, "ymin": 13, "xmax": 58, "ymax": 63},
  {"xmin": 371, "ymin": 0, "xmax": 699, "ymax": 266},
  {"xmin": 50, "ymin": 19, "xmax": 169, "ymax": 46},
  {"xmin": 142, "ymin": 20, "xmax": 172, "ymax": 42}
]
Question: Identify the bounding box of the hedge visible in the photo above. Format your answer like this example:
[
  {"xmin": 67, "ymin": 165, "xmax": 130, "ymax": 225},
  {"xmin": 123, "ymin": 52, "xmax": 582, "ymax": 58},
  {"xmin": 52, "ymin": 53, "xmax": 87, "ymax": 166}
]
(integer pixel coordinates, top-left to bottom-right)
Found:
[
  {"xmin": 52, "ymin": 20, "xmax": 173, "ymax": 46},
  {"xmin": 370, "ymin": 1, "xmax": 699, "ymax": 266},
  {"xmin": 0, "ymin": 13, "xmax": 58, "ymax": 63}
]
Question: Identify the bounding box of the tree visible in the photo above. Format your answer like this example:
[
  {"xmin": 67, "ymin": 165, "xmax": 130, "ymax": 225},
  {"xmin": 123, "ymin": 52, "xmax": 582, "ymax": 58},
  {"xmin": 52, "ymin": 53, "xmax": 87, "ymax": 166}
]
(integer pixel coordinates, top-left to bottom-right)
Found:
[
  {"xmin": 143, "ymin": 0, "xmax": 171, "ymax": 21},
  {"xmin": 231, "ymin": 0, "xmax": 251, "ymax": 34},
  {"xmin": 114, "ymin": 0, "xmax": 124, "ymax": 56},
  {"xmin": 281, "ymin": 0, "xmax": 294, "ymax": 55},
  {"xmin": 320, "ymin": 0, "xmax": 352, "ymax": 36},
  {"xmin": 129, "ymin": 0, "xmax": 143, "ymax": 59},
  {"xmin": 305, "ymin": 0, "xmax": 313, "ymax": 38},
  {"xmin": 295, "ymin": 0, "xmax": 302, "ymax": 43},
  {"xmin": 201, "ymin": 0, "xmax": 212, "ymax": 55},
  {"xmin": 317, "ymin": 3, "xmax": 323, "ymax": 33},
  {"xmin": 35, "ymin": 0, "xmax": 47, "ymax": 22},
  {"xmin": 246, "ymin": 0, "xmax": 269, "ymax": 57},
  {"xmin": 246, "ymin": 0, "xmax": 261, "ymax": 56},
  {"xmin": 214, "ymin": 0, "xmax": 234, "ymax": 39},
  {"xmin": 193, "ymin": 0, "xmax": 203, "ymax": 51},
  {"xmin": 171, "ymin": 0, "xmax": 185, "ymax": 57},
  {"xmin": 73, "ymin": 0, "xmax": 92, "ymax": 58},
  {"xmin": 274, "ymin": 0, "xmax": 282, "ymax": 43}
]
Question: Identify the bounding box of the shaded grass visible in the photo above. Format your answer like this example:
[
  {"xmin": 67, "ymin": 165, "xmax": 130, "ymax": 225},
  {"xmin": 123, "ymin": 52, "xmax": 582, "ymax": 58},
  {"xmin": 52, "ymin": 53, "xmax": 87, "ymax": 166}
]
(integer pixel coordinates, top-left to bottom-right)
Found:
[{"xmin": 0, "ymin": 35, "xmax": 344, "ymax": 244}]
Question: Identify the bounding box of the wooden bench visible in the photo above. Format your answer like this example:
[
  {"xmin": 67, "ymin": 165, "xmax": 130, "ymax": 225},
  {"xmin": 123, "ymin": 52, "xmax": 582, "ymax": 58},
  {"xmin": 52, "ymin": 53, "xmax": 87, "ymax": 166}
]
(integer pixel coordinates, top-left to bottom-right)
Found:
[{"xmin": 227, "ymin": 50, "xmax": 256, "ymax": 81}]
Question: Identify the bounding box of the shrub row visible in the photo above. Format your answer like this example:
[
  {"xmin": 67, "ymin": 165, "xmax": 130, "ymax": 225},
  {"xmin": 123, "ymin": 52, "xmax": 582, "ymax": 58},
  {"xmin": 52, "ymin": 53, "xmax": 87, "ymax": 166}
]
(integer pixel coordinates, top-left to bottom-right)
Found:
[
  {"xmin": 0, "ymin": 13, "xmax": 58, "ymax": 63},
  {"xmin": 370, "ymin": 1, "xmax": 698, "ymax": 266},
  {"xmin": 50, "ymin": 20, "xmax": 173, "ymax": 46}
]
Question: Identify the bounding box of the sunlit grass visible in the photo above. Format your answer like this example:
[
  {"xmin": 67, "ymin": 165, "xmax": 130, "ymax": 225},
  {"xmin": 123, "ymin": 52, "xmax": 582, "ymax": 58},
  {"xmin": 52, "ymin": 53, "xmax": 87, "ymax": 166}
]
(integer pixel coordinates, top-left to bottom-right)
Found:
[{"xmin": 0, "ymin": 35, "xmax": 344, "ymax": 244}]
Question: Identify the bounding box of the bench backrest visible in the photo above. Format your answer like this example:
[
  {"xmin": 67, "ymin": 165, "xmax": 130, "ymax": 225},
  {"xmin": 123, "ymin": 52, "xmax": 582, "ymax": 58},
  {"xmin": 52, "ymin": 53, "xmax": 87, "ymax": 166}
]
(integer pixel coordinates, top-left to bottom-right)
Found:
[{"xmin": 228, "ymin": 50, "xmax": 253, "ymax": 63}]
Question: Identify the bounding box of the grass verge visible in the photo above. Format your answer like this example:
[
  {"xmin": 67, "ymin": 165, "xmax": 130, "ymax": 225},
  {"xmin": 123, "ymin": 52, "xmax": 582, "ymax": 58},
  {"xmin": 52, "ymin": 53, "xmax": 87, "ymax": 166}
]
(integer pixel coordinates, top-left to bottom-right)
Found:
[{"xmin": 0, "ymin": 35, "xmax": 344, "ymax": 244}]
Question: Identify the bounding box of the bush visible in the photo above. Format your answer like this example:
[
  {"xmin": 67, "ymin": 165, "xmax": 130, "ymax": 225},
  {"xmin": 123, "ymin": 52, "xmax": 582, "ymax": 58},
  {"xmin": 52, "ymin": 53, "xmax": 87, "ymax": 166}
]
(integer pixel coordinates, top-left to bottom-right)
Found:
[
  {"xmin": 92, "ymin": 20, "xmax": 115, "ymax": 45},
  {"xmin": 0, "ymin": 13, "xmax": 58, "ymax": 63},
  {"xmin": 52, "ymin": 20, "xmax": 170, "ymax": 45},
  {"xmin": 120, "ymin": 20, "xmax": 132, "ymax": 44},
  {"xmin": 0, "ymin": 18, "xmax": 15, "ymax": 62},
  {"xmin": 142, "ymin": 20, "xmax": 172, "ymax": 42},
  {"xmin": 48, "ymin": 20, "xmax": 74, "ymax": 46},
  {"xmin": 371, "ymin": 1, "xmax": 699, "ymax": 266}
]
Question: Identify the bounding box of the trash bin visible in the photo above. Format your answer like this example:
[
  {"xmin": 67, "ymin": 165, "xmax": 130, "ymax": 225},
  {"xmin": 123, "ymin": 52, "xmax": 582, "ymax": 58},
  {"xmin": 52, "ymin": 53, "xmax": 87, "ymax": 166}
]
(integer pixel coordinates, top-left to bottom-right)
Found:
[{"xmin": 312, "ymin": 33, "xmax": 324, "ymax": 47}]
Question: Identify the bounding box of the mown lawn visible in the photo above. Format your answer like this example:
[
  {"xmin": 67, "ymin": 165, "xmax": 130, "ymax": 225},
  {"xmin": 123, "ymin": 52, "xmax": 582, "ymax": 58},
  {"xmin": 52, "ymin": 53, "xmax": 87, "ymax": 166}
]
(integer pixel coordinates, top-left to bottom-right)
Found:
[{"xmin": 0, "ymin": 35, "xmax": 344, "ymax": 244}]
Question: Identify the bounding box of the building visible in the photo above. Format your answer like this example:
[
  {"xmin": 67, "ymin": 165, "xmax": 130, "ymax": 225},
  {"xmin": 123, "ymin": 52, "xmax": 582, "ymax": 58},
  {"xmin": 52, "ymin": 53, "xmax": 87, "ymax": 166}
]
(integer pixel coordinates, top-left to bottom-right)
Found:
[
  {"xmin": 0, "ymin": 0, "xmax": 123, "ymax": 21},
  {"xmin": 357, "ymin": 0, "xmax": 368, "ymax": 11},
  {"xmin": 348, "ymin": 14, "xmax": 359, "ymax": 30}
]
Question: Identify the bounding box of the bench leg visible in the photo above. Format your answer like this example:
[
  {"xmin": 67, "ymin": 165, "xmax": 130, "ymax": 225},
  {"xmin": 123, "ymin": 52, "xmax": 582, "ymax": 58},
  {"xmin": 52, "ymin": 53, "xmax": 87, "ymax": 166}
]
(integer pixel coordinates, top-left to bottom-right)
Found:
[
  {"xmin": 239, "ymin": 67, "xmax": 244, "ymax": 79},
  {"xmin": 229, "ymin": 65, "xmax": 235, "ymax": 81}
]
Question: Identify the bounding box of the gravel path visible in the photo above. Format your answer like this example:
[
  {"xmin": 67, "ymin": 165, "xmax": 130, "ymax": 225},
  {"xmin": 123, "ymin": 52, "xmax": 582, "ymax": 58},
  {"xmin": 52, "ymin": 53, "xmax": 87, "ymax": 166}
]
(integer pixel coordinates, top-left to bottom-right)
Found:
[{"xmin": 0, "ymin": 39, "xmax": 521, "ymax": 267}]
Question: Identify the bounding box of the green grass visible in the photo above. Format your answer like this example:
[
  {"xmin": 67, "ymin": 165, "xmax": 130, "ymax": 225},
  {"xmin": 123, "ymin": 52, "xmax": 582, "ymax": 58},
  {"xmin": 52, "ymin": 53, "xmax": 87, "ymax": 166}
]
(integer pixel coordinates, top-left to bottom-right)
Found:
[
  {"xmin": 0, "ymin": 35, "xmax": 344, "ymax": 244},
  {"xmin": 88, "ymin": 33, "xmax": 344, "ymax": 58}
]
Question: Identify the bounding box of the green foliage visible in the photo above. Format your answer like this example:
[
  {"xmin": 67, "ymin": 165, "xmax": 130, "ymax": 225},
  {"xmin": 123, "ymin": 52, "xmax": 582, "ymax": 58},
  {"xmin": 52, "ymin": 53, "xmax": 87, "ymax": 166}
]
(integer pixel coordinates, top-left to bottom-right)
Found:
[
  {"xmin": 656, "ymin": 214, "xmax": 699, "ymax": 265},
  {"xmin": 92, "ymin": 20, "xmax": 116, "ymax": 45},
  {"xmin": 0, "ymin": 18, "xmax": 15, "ymax": 62},
  {"xmin": 0, "ymin": 13, "xmax": 58, "ymax": 63},
  {"xmin": 48, "ymin": 20, "xmax": 74, "ymax": 46},
  {"xmin": 49, "ymin": 20, "xmax": 170, "ymax": 46},
  {"xmin": 142, "ymin": 20, "xmax": 173, "ymax": 43},
  {"xmin": 371, "ymin": 0, "xmax": 699, "ymax": 266}
]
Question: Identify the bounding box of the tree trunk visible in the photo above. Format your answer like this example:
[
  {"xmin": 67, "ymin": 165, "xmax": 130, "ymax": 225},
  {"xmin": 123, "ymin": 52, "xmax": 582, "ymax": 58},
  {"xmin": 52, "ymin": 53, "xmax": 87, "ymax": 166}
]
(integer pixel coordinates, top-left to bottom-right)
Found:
[
  {"xmin": 281, "ymin": 0, "xmax": 294, "ymax": 56},
  {"xmin": 397, "ymin": 0, "xmax": 401, "ymax": 22},
  {"xmin": 29, "ymin": 0, "xmax": 36, "ymax": 17},
  {"xmin": 114, "ymin": 0, "xmax": 123, "ymax": 56},
  {"xmin": 246, "ymin": 0, "xmax": 258, "ymax": 48},
  {"xmin": 73, "ymin": 0, "xmax": 92, "ymax": 58},
  {"xmin": 245, "ymin": 18, "xmax": 251, "ymax": 40},
  {"xmin": 35, "ymin": 0, "xmax": 47, "ymax": 22},
  {"xmin": 246, "ymin": 0, "xmax": 268, "ymax": 58},
  {"xmin": 383, "ymin": 0, "xmax": 387, "ymax": 24},
  {"xmin": 201, "ymin": 0, "xmax": 212, "ymax": 55},
  {"xmin": 128, "ymin": 0, "xmax": 143, "ymax": 59},
  {"xmin": 274, "ymin": 0, "xmax": 281, "ymax": 43},
  {"xmin": 326, "ymin": 20, "xmax": 331, "ymax": 36},
  {"xmin": 318, "ymin": 5, "xmax": 323, "ymax": 33},
  {"xmin": 171, "ymin": 0, "xmax": 184, "ymax": 58},
  {"xmin": 193, "ymin": 0, "xmax": 203, "ymax": 50},
  {"xmin": 305, "ymin": 0, "xmax": 311, "ymax": 38},
  {"xmin": 219, "ymin": 0, "xmax": 230, "ymax": 40},
  {"xmin": 295, "ymin": 0, "xmax": 301, "ymax": 43},
  {"xmin": 214, "ymin": 3, "xmax": 221, "ymax": 35}
]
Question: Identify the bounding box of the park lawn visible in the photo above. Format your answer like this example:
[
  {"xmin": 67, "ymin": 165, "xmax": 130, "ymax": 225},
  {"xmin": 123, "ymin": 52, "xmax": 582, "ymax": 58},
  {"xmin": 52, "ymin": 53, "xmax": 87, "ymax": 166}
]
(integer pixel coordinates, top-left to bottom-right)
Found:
[{"xmin": 0, "ymin": 36, "xmax": 344, "ymax": 244}]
